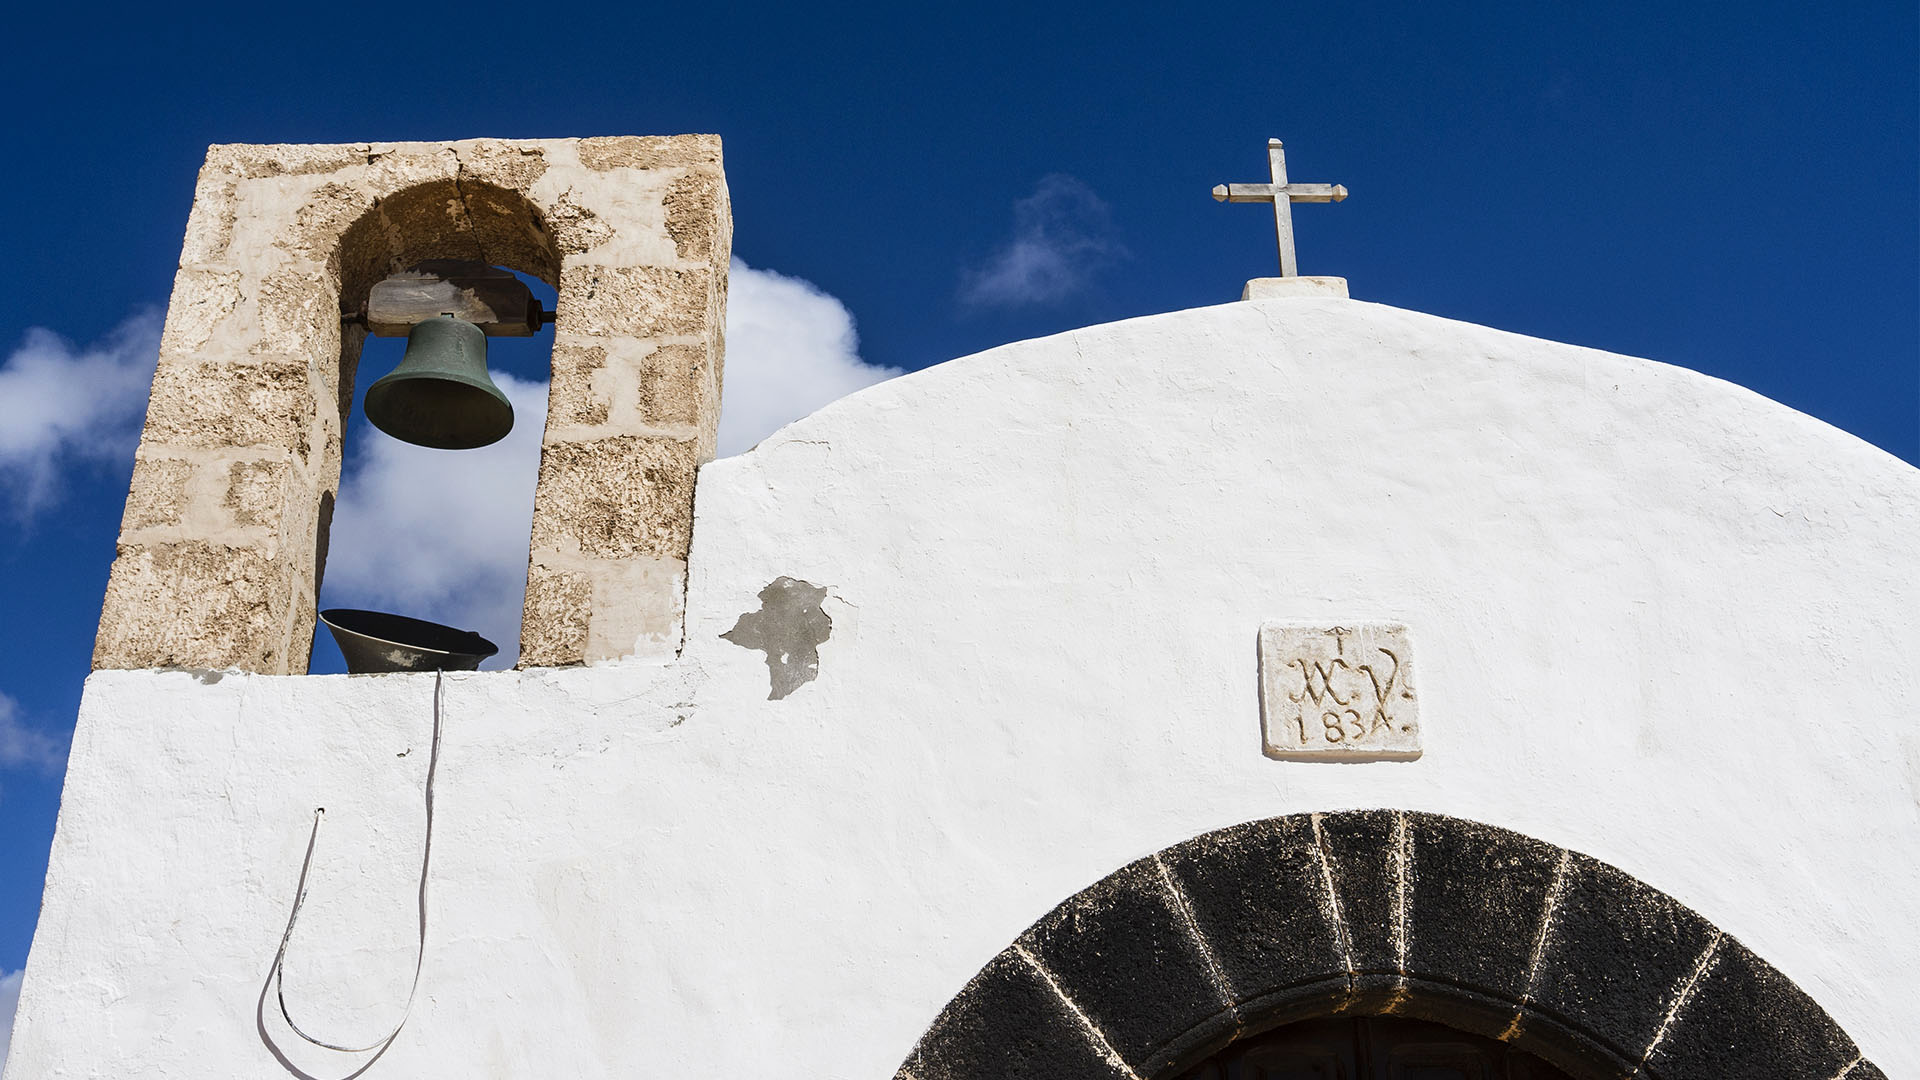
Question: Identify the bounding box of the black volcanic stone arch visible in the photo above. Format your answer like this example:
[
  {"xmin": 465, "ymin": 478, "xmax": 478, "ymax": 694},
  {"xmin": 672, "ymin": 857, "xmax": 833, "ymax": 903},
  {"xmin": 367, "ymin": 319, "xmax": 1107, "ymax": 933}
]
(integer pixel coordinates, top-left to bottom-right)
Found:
[{"xmin": 894, "ymin": 811, "xmax": 1883, "ymax": 1080}]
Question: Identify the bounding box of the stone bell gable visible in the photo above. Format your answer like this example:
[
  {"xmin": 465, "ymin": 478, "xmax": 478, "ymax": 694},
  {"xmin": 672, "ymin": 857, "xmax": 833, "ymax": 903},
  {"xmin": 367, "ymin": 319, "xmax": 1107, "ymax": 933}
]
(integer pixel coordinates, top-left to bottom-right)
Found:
[{"xmin": 93, "ymin": 137, "xmax": 731, "ymax": 674}]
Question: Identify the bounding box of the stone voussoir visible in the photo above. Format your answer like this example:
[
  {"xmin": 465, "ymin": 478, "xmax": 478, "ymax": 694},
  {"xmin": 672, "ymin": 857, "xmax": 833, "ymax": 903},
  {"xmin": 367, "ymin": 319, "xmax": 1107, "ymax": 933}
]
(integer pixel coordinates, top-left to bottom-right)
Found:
[
  {"xmin": 1012, "ymin": 856, "xmax": 1231, "ymax": 1076},
  {"xmin": 1160, "ymin": 816, "xmax": 1351, "ymax": 1032},
  {"xmin": 1521, "ymin": 851, "xmax": 1719, "ymax": 1068},
  {"xmin": 1643, "ymin": 935, "xmax": 1862, "ymax": 1080},
  {"xmin": 896, "ymin": 812, "xmax": 1883, "ymax": 1080},
  {"xmin": 900, "ymin": 947, "xmax": 1135, "ymax": 1080}
]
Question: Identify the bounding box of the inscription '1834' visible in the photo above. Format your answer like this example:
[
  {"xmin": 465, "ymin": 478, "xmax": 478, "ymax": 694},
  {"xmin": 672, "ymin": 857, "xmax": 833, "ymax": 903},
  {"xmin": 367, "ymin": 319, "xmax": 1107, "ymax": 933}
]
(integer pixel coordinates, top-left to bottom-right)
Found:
[{"xmin": 1258, "ymin": 623, "xmax": 1421, "ymax": 761}]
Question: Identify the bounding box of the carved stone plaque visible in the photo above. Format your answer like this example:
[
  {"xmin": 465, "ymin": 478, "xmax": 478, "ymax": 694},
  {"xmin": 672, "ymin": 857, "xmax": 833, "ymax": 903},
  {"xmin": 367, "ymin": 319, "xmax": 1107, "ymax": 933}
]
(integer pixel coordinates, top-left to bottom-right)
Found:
[{"xmin": 1259, "ymin": 623, "xmax": 1421, "ymax": 761}]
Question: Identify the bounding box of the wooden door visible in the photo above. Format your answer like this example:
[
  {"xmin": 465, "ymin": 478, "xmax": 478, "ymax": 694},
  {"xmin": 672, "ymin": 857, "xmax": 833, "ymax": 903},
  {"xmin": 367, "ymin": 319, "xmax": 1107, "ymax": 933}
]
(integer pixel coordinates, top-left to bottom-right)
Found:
[{"xmin": 1175, "ymin": 1017, "xmax": 1578, "ymax": 1080}]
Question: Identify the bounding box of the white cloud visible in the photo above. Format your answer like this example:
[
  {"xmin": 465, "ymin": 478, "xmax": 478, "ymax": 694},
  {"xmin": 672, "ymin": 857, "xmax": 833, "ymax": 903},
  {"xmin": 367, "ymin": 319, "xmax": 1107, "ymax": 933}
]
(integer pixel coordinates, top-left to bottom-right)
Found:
[
  {"xmin": 317, "ymin": 261, "xmax": 897, "ymax": 664},
  {"xmin": 718, "ymin": 259, "xmax": 901, "ymax": 455},
  {"xmin": 959, "ymin": 175, "xmax": 1123, "ymax": 309},
  {"xmin": 0, "ymin": 694, "xmax": 65, "ymax": 774},
  {"xmin": 0, "ymin": 968, "xmax": 21, "ymax": 1073},
  {"xmin": 0, "ymin": 311, "xmax": 162, "ymax": 511}
]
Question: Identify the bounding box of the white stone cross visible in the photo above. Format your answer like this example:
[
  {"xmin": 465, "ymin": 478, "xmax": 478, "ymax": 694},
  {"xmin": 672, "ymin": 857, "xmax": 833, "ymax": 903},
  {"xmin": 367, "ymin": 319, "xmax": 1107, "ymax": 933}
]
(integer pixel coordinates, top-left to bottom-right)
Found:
[{"xmin": 1213, "ymin": 139, "xmax": 1348, "ymax": 277}]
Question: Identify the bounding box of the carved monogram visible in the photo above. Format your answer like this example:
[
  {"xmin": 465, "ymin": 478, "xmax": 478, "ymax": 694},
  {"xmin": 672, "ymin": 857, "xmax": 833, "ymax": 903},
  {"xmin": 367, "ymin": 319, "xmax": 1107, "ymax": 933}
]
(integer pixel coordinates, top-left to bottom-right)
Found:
[{"xmin": 1259, "ymin": 623, "xmax": 1421, "ymax": 761}]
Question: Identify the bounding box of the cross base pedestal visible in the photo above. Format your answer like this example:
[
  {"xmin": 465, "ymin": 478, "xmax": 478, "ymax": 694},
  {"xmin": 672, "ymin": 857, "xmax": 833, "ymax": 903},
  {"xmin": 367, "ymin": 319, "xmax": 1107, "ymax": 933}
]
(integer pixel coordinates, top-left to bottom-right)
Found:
[{"xmin": 1241, "ymin": 276, "xmax": 1349, "ymax": 301}]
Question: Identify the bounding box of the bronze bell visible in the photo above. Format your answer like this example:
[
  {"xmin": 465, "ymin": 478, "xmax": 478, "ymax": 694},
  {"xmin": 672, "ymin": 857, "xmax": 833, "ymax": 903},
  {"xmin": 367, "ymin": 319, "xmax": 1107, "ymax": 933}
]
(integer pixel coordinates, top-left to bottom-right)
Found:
[{"xmin": 363, "ymin": 315, "xmax": 515, "ymax": 450}]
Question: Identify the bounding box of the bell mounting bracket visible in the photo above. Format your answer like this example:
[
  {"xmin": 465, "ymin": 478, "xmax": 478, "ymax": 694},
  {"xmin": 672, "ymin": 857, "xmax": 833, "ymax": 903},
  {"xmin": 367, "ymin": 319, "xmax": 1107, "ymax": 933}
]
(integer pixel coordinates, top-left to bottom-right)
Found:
[{"xmin": 343, "ymin": 260, "xmax": 555, "ymax": 337}]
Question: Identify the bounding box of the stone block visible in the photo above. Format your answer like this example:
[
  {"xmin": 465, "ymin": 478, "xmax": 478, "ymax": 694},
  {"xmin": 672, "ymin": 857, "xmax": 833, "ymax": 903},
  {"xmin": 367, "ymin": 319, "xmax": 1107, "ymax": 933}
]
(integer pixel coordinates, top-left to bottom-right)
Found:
[
  {"xmin": 546, "ymin": 340, "xmax": 611, "ymax": 427},
  {"xmin": 1160, "ymin": 817, "xmax": 1347, "ymax": 1020},
  {"xmin": 376, "ymin": 178, "xmax": 486, "ymax": 266},
  {"xmin": 663, "ymin": 171, "xmax": 725, "ymax": 262},
  {"xmin": 156, "ymin": 268, "xmax": 242, "ymax": 355},
  {"xmin": 253, "ymin": 267, "xmax": 341, "ymax": 358},
  {"xmin": 358, "ymin": 144, "xmax": 463, "ymax": 199},
  {"xmin": 519, "ymin": 563, "xmax": 593, "ymax": 668},
  {"xmin": 528, "ymin": 436, "xmax": 698, "ymax": 560},
  {"xmin": 558, "ymin": 265, "xmax": 714, "ymax": 338},
  {"xmin": 94, "ymin": 541, "xmax": 294, "ymax": 672},
  {"xmin": 576, "ymin": 134, "xmax": 722, "ymax": 172},
  {"xmin": 640, "ymin": 343, "xmax": 711, "ymax": 428},
  {"xmin": 1526, "ymin": 853, "xmax": 1718, "ymax": 1064},
  {"xmin": 1403, "ymin": 814, "xmax": 1559, "ymax": 1006},
  {"xmin": 458, "ymin": 139, "xmax": 550, "ymax": 194},
  {"xmin": 1014, "ymin": 857, "xmax": 1229, "ymax": 1074},
  {"xmin": 1644, "ymin": 937, "xmax": 1861, "ymax": 1080},
  {"xmin": 177, "ymin": 172, "xmax": 238, "ymax": 265},
  {"xmin": 144, "ymin": 356, "xmax": 318, "ymax": 456},
  {"xmin": 207, "ymin": 142, "xmax": 368, "ymax": 179},
  {"xmin": 120, "ymin": 457, "xmax": 194, "ymax": 532},
  {"xmin": 277, "ymin": 182, "xmax": 377, "ymax": 270},
  {"xmin": 901, "ymin": 948, "xmax": 1134, "ymax": 1080},
  {"xmin": 458, "ymin": 175, "xmax": 562, "ymax": 284},
  {"xmin": 224, "ymin": 459, "xmax": 297, "ymax": 531},
  {"xmin": 1241, "ymin": 276, "xmax": 1349, "ymax": 300},
  {"xmin": 583, "ymin": 556, "xmax": 685, "ymax": 661},
  {"xmin": 1315, "ymin": 810, "xmax": 1404, "ymax": 978},
  {"xmin": 544, "ymin": 190, "xmax": 617, "ymax": 259}
]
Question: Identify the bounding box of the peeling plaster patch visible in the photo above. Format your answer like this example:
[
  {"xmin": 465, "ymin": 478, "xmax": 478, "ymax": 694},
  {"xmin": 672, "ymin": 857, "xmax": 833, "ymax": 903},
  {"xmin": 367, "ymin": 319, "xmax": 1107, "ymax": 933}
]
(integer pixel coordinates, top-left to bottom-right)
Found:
[{"xmin": 722, "ymin": 577, "xmax": 832, "ymax": 700}]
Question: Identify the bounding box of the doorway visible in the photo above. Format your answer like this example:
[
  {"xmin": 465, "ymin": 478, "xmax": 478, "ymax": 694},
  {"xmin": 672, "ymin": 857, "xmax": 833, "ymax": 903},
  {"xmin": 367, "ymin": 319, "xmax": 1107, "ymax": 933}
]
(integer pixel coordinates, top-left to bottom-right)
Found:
[{"xmin": 1176, "ymin": 1017, "xmax": 1577, "ymax": 1080}]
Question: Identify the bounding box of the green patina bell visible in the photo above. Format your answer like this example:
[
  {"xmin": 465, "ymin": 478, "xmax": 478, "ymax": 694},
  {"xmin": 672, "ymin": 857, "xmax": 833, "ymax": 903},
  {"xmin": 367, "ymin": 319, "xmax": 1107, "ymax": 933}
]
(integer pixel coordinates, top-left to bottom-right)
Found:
[{"xmin": 363, "ymin": 315, "xmax": 514, "ymax": 449}]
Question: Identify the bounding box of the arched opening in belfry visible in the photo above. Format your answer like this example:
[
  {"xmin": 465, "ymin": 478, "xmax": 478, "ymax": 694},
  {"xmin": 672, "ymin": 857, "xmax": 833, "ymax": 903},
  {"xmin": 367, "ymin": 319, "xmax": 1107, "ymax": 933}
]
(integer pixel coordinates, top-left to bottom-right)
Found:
[
  {"xmin": 94, "ymin": 137, "xmax": 731, "ymax": 676},
  {"xmin": 308, "ymin": 178, "xmax": 564, "ymax": 674},
  {"xmin": 309, "ymin": 264, "xmax": 557, "ymax": 673}
]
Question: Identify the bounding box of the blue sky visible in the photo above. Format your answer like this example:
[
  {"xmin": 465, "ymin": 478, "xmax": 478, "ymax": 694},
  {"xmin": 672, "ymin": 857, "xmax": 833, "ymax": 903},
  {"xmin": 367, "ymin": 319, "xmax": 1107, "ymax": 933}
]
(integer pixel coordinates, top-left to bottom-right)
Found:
[{"xmin": 0, "ymin": 0, "xmax": 1913, "ymax": 1054}]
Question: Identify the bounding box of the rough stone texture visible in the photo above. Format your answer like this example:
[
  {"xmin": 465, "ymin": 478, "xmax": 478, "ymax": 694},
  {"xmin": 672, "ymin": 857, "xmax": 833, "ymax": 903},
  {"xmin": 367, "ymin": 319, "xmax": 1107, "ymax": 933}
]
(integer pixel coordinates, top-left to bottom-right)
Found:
[
  {"xmin": 223, "ymin": 459, "xmax": 296, "ymax": 530},
  {"xmin": 1315, "ymin": 810, "xmax": 1404, "ymax": 981},
  {"xmin": 120, "ymin": 458, "xmax": 194, "ymax": 532},
  {"xmin": 1525, "ymin": 853, "xmax": 1717, "ymax": 1065},
  {"xmin": 518, "ymin": 564, "xmax": 592, "ymax": 669},
  {"xmin": 1014, "ymin": 858, "xmax": 1227, "ymax": 1075},
  {"xmin": 664, "ymin": 172, "xmax": 725, "ymax": 261},
  {"xmin": 640, "ymin": 343, "xmax": 714, "ymax": 428},
  {"xmin": 558, "ymin": 265, "xmax": 714, "ymax": 338},
  {"xmin": 1159, "ymin": 816, "xmax": 1350, "ymax": 1053},
  {"xmin": 92, "ymin": 542, "xmax": 293, "ymax": 671},
  {"xmin": 527, "ymin": 436, "xmax": 698, "ymax": 560},
  {"xmin": 1645, "ymin": 937, "xmax": 1861, "ymax": 1080},
  {"xmin": 1403, "ymin": 813, "xmax": 1562, "ymax": 1011},
  {"xmin": 141, "ymin": 357, "xmax": 314, "ymax": 454},
  {"xmin": 901, "ymin": 813, "xmax": 1878, "ymax": 1080},
  {"xmin": 96, "ymin": 135, "xmax": 731, "ymax": 673},
  {"xmin": 900, "ymin": 949, "xmax": 1134, "ymax": 1080},
  {"xmin": 577, "ymin": 134, "xmax": 724, "ymax": 171},
  {"xmin": 547, "ymin": 339, "xmax": 612, "ymax": 427}
]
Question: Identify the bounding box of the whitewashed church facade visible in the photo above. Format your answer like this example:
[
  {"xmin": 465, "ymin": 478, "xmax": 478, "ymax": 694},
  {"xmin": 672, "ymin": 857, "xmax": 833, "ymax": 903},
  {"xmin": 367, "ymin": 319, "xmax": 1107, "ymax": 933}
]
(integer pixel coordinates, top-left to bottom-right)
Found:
[{"xmin": 4, "ymin": 136, "xmax": 1915, "ymax": 1079}]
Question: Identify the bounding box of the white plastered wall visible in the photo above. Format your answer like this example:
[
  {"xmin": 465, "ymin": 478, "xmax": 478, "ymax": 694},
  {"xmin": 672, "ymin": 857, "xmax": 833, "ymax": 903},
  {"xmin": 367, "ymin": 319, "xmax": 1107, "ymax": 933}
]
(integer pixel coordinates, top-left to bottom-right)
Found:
[{"xmin": 7, "ymin": 298, "xmax": 1917, "ymax": 1078}]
